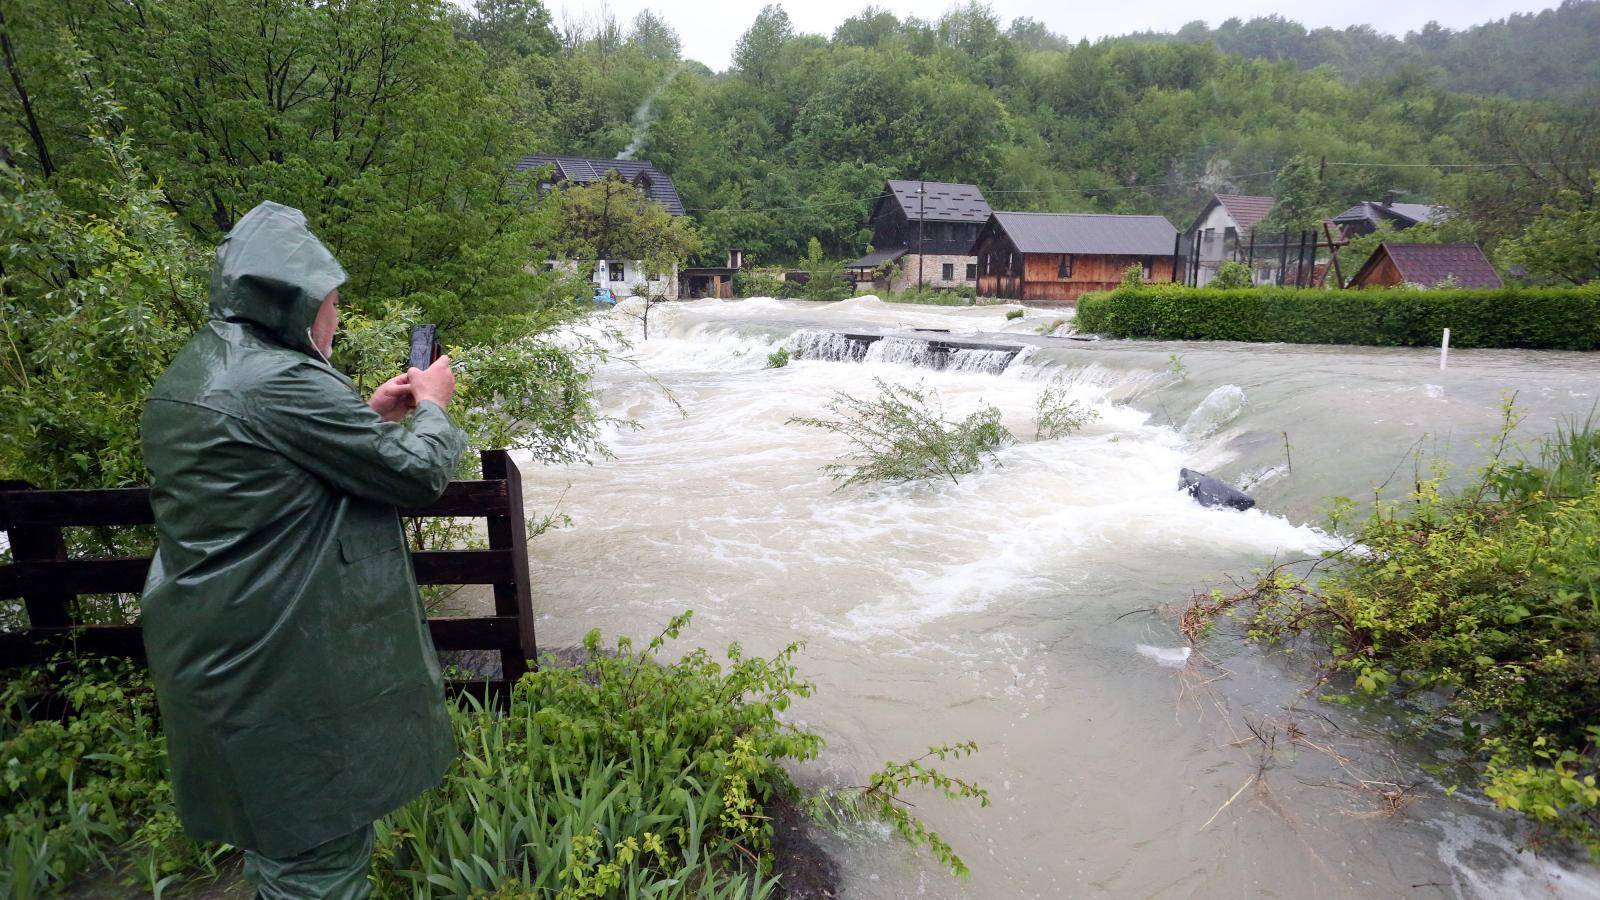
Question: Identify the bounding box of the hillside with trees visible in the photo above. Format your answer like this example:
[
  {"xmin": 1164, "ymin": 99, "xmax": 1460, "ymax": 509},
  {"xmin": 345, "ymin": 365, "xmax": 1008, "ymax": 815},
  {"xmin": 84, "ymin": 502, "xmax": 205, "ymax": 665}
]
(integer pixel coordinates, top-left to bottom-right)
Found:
[{"xmin": 456, "ymin": 1, "xmax": 1598, "ymax": 282}]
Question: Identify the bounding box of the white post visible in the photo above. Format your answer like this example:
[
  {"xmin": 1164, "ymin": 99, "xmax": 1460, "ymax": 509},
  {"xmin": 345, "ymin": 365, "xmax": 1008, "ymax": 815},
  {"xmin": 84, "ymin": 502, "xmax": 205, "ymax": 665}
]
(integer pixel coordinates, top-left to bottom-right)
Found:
[{"xmin": 1440, "ymin": 328, "xmax": 1451, "ymax": 370}]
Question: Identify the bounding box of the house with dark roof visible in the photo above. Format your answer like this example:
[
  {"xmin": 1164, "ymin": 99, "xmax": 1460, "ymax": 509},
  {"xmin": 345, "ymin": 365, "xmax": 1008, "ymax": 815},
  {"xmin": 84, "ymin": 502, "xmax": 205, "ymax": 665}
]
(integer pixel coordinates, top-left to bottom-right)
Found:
[
  {"xmin": 1331, "ymin": 193, "xmax": 1446, "ymax": 239},
  {"xmin": 1348, "ymin": 243, "xmax": 1502, "ymax": 289},
  {"xmin": 846, "ymin": 180, "xmax": 992, "ymax": 293},
  {"xmin": 972, "ymin": 212, "xmax": 1182, "ymax": 303},
  {"xmin": 515, "ymin": 154, "xmax": 686, "ymax": 298},
  {"xmin": 1185, "ymin": 194, "xmax": 1282, "ymax": 286}
]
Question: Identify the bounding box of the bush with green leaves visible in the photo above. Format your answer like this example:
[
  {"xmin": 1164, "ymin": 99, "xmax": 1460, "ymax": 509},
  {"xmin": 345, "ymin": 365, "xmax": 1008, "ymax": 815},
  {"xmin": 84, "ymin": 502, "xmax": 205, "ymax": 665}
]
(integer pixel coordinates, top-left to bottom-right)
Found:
[
  {"xmin": 2, "ymin": 618, "xmax": 988, "ymax": 895},
  {"xmin": 1075, "ymin": 283, "xmax": 1600, "ymax": 350},
  {"xmin": 887, "ymin": 285, "xmax": 977, "ymax": 306},
  {"xmin": 1190, "ymin": 409, "xmax": 1600, "ymax": 854},
  {"xmin": 0, "ymin": 659, "xmax": 226, "ymax": 899},
  {"xmin": 790, "ymin": 380, "xmax": 1010, "ymax": 486},
  {"xmin": 765, "ymin": 348, "xmax": 791, "ymax": 369},
  {"xmin": 1034, "ymin": 386, "xmax": 1099, "ymax": 441},
  {"xmin": 1005, "ymin": 308, "xmax": 1025, "ymax": 320},
  {"xmin": 1208, "ymin": 261, "xmax": 1254, "ymax": 290}
]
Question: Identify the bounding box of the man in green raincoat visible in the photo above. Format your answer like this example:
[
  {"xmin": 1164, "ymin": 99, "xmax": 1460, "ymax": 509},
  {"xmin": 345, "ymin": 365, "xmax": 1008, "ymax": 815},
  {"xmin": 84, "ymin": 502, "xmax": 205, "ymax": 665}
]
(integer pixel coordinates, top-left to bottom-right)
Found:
[{"xmin": 140, "ymin": 201, "xmax": 466, "ymax": 898}]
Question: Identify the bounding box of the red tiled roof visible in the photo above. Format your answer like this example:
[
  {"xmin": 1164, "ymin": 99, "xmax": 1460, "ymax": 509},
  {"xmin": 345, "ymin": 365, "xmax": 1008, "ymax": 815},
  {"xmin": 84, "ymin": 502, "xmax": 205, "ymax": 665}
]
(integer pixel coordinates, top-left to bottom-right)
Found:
[
  {"xmin": 1381, "ymin": 243, "xmax": 1502, "ymax": 288},
  {"xmin": 1214, "ymin": 194, "xmax": 1276, "ymax": 232}
]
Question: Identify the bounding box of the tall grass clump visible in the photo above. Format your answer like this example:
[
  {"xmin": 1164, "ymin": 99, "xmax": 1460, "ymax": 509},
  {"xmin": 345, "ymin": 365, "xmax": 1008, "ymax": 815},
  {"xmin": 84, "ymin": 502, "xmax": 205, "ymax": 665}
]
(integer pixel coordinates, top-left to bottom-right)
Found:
[{"xmin": 1187, "ymin": 406, "xmax": 1600, "ymax": 855}]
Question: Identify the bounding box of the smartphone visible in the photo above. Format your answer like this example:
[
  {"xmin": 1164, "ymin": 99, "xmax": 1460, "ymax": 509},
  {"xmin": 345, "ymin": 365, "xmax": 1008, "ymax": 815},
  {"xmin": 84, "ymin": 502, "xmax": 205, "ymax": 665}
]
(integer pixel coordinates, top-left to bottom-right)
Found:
[{"xmin": 408, "ymin": 324, "xmax": 440, "ymax": 372}]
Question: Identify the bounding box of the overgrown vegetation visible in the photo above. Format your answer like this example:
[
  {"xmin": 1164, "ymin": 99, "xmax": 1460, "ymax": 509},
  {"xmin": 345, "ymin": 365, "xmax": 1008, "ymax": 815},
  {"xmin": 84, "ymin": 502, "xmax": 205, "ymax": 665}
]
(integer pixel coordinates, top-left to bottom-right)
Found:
[
  {"xmin": 1075, "ymin": 283, "xmax": 1600, "ymax": 350},
  {"xmin": 1034, "ymin": 386, "xmax": 1099, "ymax": 440},
  {"xmin": 2, "ymin": 617, "xmax": 988, "ymax": 895},
  {"xmin": 1185, "ymin": 408, "xmax": 1600, "ymax": 854},
  {"xmin": 792, "ymin": 379, "xmax": 1098, "ymax": 486},
  {"xmin": 790, "ymin": 380, "xmax": 1009, "ymax": 486},
  {"xmin": 765, "ymin": 348, "xmax": 791, "ymax": 368}
]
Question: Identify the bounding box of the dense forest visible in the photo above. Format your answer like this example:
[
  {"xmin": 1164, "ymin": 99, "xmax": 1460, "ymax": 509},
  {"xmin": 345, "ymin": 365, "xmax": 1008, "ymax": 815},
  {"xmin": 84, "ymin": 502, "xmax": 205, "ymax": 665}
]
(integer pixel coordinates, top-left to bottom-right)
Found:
[{"xmin": 479, "ymin": 1, "xmax": 1599, "ymax": 273}]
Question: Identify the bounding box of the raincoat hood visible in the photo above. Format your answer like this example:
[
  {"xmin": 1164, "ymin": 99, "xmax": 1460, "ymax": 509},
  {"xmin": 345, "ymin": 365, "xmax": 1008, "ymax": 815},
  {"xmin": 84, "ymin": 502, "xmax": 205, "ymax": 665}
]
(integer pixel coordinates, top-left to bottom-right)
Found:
[{"xmin": 209, "ymin": 201, "xmax": 347, "ymax": 356}]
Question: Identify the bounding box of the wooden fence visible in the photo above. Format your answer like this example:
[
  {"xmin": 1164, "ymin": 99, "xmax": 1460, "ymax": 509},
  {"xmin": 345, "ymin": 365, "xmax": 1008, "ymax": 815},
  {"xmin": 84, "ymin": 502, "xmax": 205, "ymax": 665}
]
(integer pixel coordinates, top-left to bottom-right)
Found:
[{"xmin": 0, "ymin": 449, "xmax": 536, "ymax": 697}]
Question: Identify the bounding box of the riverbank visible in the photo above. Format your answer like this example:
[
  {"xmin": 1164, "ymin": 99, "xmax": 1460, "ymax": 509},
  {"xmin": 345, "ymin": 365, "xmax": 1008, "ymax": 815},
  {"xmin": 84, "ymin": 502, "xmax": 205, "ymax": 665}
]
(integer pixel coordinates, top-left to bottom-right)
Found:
[{"xmin": 511, "ymin": 295, "xmax": 1600, "ymax": 896}]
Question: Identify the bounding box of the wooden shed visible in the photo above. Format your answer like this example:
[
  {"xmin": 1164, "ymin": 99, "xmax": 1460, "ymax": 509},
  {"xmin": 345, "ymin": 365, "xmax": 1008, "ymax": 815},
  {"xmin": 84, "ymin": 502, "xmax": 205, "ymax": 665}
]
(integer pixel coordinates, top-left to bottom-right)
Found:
[
  {"xmin": 972, "ymin": 212, "xmax": 1182, "ymax": 303},
  {"xmin": 1348, "ymin": 243, "xmax": 1501, "ymax": 289}
]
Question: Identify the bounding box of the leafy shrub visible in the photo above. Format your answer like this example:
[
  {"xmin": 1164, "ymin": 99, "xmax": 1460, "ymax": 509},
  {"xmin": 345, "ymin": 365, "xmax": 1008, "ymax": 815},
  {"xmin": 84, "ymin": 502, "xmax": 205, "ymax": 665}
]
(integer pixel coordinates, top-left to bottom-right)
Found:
[
  {"xmin": 888, "ymin": 285, "xmax": 977, "ymax": 305},
  {"xmin": 1034, "ymin": 386, "xmax": 1098, "ymax": 440},
  {"xmin": 1209, "ymin": 261, "xmax": 1254, "ymax": 289},
  {"xmin": 765, "ymin": 348, "xmax": 791, "ymax": 368},
  {"xmin": 375, "ymin": 613, "xmax": 818, "ymax": 897},
  {"xmin": 733, "ymin": 271, "xmax": 787, "ymax": 298},
  {"xmin": 1189, "ymin": 410, "xmax": 1600, "ymax": 854},
  {"xmin": 790, "ymin": 379, "xmax": 1010, "ymax": 486},
  {"xmin": 3, "ymin": 619, "xmax": 987, "ymax": 895},
  {"xmin": 0, "ymin": 660, "xmax": 224, "ymax": 899},
  {"xmin": 1075, "ymin": 284, "xmax": 1600, "ymax": 350},
  {"xmin": 1005, "ymin": 309, "xmax": 1025, "ymax": 320}
]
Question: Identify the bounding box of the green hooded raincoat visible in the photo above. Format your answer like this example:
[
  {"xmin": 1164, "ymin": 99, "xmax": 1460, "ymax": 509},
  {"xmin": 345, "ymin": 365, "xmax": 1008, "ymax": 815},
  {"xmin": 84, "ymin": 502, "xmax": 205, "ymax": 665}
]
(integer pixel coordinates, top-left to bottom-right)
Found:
[{"xmin": 140, "ymin": 201, "xmax": 466, "ymax": 857}]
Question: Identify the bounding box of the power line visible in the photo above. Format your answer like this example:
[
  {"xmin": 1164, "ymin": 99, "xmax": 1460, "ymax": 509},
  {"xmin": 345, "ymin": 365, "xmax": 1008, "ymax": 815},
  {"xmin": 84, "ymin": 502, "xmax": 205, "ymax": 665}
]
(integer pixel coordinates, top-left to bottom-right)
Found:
[{"xmin": 678, "ymin": 158, "xmax": 1596, "ymax": 216}]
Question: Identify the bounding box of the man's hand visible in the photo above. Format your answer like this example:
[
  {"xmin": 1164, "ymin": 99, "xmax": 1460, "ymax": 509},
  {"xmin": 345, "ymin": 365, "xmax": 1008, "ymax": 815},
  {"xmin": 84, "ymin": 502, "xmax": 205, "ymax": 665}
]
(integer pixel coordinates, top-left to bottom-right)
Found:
[
  {"xmin": 408, "ymin": 355, "xmax": 456, "ymax": 411},
  {"xmin": 369, "ymin": 372, "xmax": 416, "ymax": 422}
]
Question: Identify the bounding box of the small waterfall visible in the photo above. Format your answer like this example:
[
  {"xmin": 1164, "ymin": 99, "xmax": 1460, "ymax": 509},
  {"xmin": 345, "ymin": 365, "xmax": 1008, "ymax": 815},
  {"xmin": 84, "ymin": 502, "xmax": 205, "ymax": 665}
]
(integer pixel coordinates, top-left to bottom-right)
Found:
[
  {"xmin": 864, "ymin": 337, "xmax": 932, "ymax": 367},
  {"xmin": 790, "ymin": 330, "xmax": 874, "ymax": 362},
  {"xmin": 944, "ymin": 348, "xmax": 1017, "ymax": 375},
  {"xmin": 788, "ymin": 330, "xmax": 1021, "ymax": 374}
]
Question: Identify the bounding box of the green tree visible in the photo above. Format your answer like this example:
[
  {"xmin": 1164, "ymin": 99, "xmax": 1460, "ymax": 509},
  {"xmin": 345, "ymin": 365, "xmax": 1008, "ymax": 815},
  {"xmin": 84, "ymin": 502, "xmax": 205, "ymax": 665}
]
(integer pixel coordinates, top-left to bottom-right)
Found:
[
  {"xmin": 733, "ymin": 5, "xmax": 794, "ymax": 83},
  {"xmin": 627, "ymin": 10, "xmax": 682, "ymax": 61},
  {"xmin": 553, "ymin": 172, "xmax": 702, "ymax": 277},
  {"xmin": 1499, "ymin": 173, "xmax": 1600, "ymax": 284},
  {"xmin": 460, "ymin": 0, "xmax": 560, "ymax": 61}
]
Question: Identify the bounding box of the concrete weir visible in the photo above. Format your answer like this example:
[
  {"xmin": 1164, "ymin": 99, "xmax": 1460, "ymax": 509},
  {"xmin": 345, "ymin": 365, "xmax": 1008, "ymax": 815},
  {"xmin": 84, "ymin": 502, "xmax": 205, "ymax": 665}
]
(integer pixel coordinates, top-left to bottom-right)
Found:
[{"xmin": 789, "ymin": 329, "xmax": 1024, "ymax": 374}]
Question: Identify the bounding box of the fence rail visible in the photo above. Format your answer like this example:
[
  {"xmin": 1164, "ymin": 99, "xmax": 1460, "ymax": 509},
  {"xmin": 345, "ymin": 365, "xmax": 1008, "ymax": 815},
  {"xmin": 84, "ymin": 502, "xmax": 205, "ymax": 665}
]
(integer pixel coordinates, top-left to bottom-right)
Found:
[{"xmin": 0, "ymin": 448, "xmax": 536, "ymax": 696}]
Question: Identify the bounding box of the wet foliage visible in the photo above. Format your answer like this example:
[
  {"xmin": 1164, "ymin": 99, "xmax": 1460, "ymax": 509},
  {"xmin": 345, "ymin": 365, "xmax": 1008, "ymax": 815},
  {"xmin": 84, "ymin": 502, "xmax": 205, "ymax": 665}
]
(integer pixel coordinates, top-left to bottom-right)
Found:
[
  {"xmin": 790, "ymin": 379, "xmax": 1010, "ymax": 486},
  {"xmin": 1188, "ymin": 407, "xmax": 1600, "ymax": 855}
]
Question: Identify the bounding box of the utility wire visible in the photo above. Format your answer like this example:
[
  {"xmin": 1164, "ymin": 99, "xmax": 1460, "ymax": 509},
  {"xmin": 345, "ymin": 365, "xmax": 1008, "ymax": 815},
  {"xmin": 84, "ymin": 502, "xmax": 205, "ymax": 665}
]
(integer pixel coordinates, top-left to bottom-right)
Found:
[{"xmin": 679, "ymin": 159, "xmax": 1595, "ymax": 215}]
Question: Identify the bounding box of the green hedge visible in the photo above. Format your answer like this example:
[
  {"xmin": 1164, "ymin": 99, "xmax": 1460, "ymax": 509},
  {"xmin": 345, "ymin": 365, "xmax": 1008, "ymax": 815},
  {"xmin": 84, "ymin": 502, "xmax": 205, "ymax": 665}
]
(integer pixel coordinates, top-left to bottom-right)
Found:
[{"xmin": 1074, "ymin": 285, "xmax": 1600, "ymax": 350}]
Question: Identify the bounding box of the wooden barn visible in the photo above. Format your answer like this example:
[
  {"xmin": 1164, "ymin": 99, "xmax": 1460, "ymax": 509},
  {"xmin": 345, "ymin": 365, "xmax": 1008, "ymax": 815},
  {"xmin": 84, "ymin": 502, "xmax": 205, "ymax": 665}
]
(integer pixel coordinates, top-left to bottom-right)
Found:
[
  {"xmin": 972, "ymin": 212, "xmax": 1182, "ymax": 303},
  {"xmin": 1348, "ymin": 243, "xmax": 1501, "ymax": 289}
]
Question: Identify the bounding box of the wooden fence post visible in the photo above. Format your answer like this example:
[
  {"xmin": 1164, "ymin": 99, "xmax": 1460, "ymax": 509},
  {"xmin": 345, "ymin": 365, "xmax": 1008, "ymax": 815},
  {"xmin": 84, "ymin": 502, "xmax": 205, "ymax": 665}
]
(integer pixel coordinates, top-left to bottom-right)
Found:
[
  {"xmin": 0, "ymin": 481, "xmax": 74, "ymax": 629},
  {"xmin": 479, "ymin": 451, "xmax": 536, "ymax": 684}
]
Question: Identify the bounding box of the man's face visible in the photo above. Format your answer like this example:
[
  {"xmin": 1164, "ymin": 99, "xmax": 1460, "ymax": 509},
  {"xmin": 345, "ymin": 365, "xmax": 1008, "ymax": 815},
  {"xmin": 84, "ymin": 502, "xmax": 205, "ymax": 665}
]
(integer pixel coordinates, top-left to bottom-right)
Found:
[{"xmin": 311, "ymin": 289, "xmax": 339, "ymax": 356}]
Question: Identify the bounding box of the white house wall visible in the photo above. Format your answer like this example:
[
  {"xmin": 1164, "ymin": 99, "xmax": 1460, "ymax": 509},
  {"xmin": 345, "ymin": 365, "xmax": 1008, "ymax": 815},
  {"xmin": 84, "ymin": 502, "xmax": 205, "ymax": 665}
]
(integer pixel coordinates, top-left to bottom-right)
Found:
[{"xmin": 1191, "ymin": 206, "xmax": 1278, "ymax": 286}]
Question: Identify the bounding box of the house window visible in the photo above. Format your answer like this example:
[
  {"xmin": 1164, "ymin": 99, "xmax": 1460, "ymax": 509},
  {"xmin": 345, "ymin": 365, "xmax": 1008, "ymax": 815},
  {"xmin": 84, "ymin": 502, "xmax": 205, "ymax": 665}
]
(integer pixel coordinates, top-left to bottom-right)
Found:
[
  {"xmin": 1142, "ymin": 257, "xmax": 1153, "ymax": 279},
  {"xmin": 608, "ymin": 261, "xmax": 626, "ymax": 282},
  {"xmin": 942, "ymin": 263, "xmax": 954, "ymax": 280},
  {"xmin": 1007, "ymin": 252, "xmax": 1014, "ymax": 274},
  {"xmin": 966, "ymin": 263, "xmax": 976, "ymax": 280},
  {"xmin": 984, "ymin": 254, "xmax": 991, "ymax": 275},
  {"xmin": 1058, "ymin": 254, "xmax": 1073, "ymax": 278}
]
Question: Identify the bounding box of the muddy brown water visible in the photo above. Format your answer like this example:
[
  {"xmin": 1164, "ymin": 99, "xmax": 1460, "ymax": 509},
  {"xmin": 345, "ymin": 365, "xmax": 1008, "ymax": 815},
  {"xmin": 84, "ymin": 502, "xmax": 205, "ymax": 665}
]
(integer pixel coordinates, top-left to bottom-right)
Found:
[{"xmin": 510, "ymin": 296, "xmax": 1600, "ymax": 899}]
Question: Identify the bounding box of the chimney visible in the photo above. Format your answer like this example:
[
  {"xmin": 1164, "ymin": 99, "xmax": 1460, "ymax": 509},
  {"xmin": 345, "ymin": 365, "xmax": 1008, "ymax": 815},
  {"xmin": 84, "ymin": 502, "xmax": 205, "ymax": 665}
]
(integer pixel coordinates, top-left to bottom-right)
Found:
[
  {"xmin": 1380, "ymin": 191, "xmax": 1397, "ymax": 208},
  {"xmin": 726, "ymin": 248, "xmax": 744, "ymax": 269}
]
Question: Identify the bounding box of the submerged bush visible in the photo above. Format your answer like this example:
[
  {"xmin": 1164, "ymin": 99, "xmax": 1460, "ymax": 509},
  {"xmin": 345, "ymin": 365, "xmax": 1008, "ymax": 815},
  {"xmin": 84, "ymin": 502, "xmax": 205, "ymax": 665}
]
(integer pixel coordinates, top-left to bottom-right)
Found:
[
  {"xmin": 1190, "ymin": 409, "xmax": 1600, "ymax": 854},
  {"xmin": 1034, "ymin": 386, "xmax": 1099, "ymax": 441},
  {"xmin": 765, "ymin": 348, "xmax": 791, "ymax": 369},
  {"xmin": 1005, "ymin": 308, "xmax": 1025, "ymax": 320},
  {"xmin": 790, "ymin": 379, "xmax": 1010, "ymax": 486}
]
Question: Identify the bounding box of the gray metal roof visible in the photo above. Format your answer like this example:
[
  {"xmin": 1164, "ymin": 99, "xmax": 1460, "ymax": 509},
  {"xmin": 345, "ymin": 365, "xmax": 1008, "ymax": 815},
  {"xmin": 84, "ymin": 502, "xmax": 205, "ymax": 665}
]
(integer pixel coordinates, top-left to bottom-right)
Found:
[
  {"xmin": 515, "ymin": 155, "xmax": 686, "ymax": 216},
  {"xmin": 1332, "ymin": 201, "xmax": 1443, "ymax": 228},
  {"xmin": 885, "ymin": 180, "xmax": 992, "ymax": 223},
  {"xmin": 845, "ymin": 247, "xmax": 908, "ymax": 269},
  {"xmin": 988, "ymin": 212, "xmax": 1179, "ymax": 255}
]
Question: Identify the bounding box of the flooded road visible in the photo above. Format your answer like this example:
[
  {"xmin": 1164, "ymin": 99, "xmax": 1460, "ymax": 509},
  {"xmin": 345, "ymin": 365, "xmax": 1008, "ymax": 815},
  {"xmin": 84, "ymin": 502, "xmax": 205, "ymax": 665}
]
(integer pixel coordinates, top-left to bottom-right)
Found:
[{"xmin": 513, "ymin": 297, "xmax": 1600, "ymax": 898}]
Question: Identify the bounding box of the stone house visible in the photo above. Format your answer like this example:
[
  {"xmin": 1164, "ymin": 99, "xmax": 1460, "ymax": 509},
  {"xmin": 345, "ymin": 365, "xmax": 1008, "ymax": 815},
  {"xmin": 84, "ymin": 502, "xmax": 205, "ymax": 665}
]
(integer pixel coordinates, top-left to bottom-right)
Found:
[{"xmin": 846, "ymin": 180, "xmax": 992, "ymax": 293}]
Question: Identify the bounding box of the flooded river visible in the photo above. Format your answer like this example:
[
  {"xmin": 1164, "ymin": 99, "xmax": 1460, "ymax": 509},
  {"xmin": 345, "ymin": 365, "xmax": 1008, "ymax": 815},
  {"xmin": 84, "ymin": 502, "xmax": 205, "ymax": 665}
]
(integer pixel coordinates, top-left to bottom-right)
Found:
[{"xmin": 513, "ymin": 296, "xmax": 1600, "ymax": 898}]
